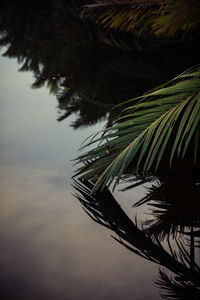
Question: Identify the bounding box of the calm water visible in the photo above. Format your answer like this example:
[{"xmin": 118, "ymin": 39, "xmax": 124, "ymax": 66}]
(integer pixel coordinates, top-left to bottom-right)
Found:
[
  {"xmin": 0, "ymin": 55, "xmax": 160, "ymax": 300},
  {"xmin": 0, "ymin": 3, "xmax": 200, "ymax": 299}
]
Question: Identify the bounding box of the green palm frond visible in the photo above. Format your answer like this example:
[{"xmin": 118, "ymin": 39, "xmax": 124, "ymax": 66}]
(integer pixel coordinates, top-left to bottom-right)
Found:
[{"xmin": 75, "ymin": 66, "xmax": 200, "ymax": 192}]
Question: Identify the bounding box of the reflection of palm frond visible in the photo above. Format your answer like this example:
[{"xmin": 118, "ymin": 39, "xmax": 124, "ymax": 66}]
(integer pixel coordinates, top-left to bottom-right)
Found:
[
  {"xmin": 73, "ymin": 179, "xmax": 200, "ymax": 285},
  {"xmin": 75, "ymin": 66, "xmax": 200, "ymax": 192},
  {"xmin": 135, "ymin": 182, "xmax": 200, "ymax": 242},
  {"xmin": 127, "ymin": 177, "xmax": 200, "ymax": 246},
  {"xmin": 118, "ymin": 172, "xmax": 156, "ymax": 192},
  {"xmin": 156, "ymin": 269, "xmax": 200, "ymax": 300}
]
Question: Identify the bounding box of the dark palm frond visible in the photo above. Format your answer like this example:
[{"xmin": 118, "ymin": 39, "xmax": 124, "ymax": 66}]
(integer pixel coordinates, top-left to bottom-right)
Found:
[
  {"xmin": 83, "ymin": 0, "xmax": 200, "ymax": 38},
  {"xmin": 118, "ymin": 172, "xmax": 156, "ymax": 192},
  {"xmin": 75, "ymin": 66, "xmax": 200, "ymax": 192},
  {"xmin": 156, "ymin": 269, "xmax": 200, "ymax": 300},
  {"xmin": 73, "ymin": 179, "xmax": 200, "ymax": 285},
  {"xmin": 152, "ymin": 0, "xmax": 200, "ymax": 37},
  {"xmin": 84, "ymin": 0, "xmax": 159, "ymax": 35},
  {"xmin": 130, "ymin": 177, "xmax": 200, "ymax": 244}
]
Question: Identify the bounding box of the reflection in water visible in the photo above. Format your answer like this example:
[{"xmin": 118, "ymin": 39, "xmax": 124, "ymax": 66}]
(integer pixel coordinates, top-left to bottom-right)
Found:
[
  {"xmin": 1, "ymin": 1, "xmax": 200, "ymax": 128},
  {"xmin": 2, "ymin": 58, "xmax": 160, "ymax": 300},
  {"xmin": 135, "ymin": 180, "xmax": 200, "ymax": 242},
  {"xmin": 1, "ymin": 2, "xmax": 200, "ymax": 300},
  {"xmin": 74, "ymin": 179, "xmax": 200, "ymax": 299}
]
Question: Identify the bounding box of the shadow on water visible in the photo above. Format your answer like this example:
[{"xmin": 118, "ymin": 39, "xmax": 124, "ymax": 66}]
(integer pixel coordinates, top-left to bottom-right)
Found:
[{"xmin": 73, "ymin": 178, "xmax": 200, "ymax": 300}]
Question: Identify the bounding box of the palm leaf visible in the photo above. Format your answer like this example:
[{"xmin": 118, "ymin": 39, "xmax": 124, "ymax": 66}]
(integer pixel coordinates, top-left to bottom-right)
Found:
[
  {"xmin": 156, "ymin": 269, "xmax": 200, "ymax": 300},
  {"xmin": 152, "ymin": 0, "xmax": 200, "ymax": 37},
  {"xmin": 75, "ymin": 66, "xmax": 200, "ymax": 192},
  {"xmin": 84, "ymin": 0, "xmax": 159, "ymax": 34},
  {"xmin": 83, "ymin": 0, "xmax": 200, "ymax": 37}
]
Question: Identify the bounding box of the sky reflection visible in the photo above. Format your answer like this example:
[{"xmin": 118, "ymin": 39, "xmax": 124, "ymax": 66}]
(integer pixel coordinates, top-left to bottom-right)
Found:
[{"xmin": 0, "ymin": 56, "xmax": 159, "ymax": 299}]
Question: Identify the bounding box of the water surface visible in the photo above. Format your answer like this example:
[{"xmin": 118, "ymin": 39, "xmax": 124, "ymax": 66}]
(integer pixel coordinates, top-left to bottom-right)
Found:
[
  {"xmin": 0, "ymin": 2, "xmax": 200, "ymax": 299},
  {"xmin": 0, "ymin": 54, "xmax": 160, "ymax": 300}
]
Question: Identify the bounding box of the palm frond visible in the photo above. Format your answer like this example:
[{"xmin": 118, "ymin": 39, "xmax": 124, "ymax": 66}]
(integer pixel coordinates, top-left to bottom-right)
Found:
[
  {"xmin": 83, "ymin": 0, "xmax": 200, "ymax": 37},
  {"xmin": 73, "ymin": 179, "xmax": 200, "ymax": 284},
  {"xmin": 84, "ymin": 0, "xmax": 159, "ymax": 34},
  {"xmin": 152, "ymin": 0, "xmax": 200, "ymax": 37},
  {"xmin": 156, "ymin": 270, "xmax": 200, "ymax": 300},
  {"xmin": 75, "ymin": 66, "xmax": 200, "ymax": 192}
]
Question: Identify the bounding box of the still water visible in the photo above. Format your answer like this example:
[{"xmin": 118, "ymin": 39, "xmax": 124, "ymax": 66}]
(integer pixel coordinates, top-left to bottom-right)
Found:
[
  {"xmin": 0, "ymin": 2, "xmax": 200, "ymax": 299},
  {"xmin": 0, "ymin": 55, "xmax": 160, "ymax": 300}
]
